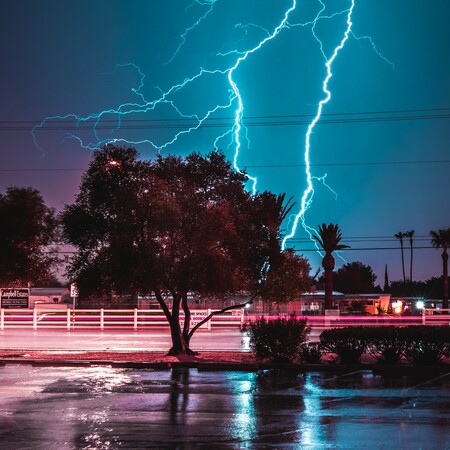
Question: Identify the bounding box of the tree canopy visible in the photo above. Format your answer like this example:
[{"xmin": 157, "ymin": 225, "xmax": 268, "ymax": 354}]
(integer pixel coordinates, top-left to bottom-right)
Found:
[
  {"xmin": 430, "ymin": 228, "xmax": 450, "ymax": 308},
  {"xmin": 62, "ymin": 145, "xmax": 312, "ymax": 354},
  {"xmin": 332, "ymin": 261, "xmax": 381, "ymax": 294},
  {"xmin": 0, "ymin": 186, "xmax": 59, "ymax": 286}
]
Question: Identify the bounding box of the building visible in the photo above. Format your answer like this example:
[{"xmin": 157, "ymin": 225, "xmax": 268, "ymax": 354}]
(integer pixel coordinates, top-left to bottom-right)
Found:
[{"xmin": 29, "ymin": 287, "xmax": 70, "ymax": 308}]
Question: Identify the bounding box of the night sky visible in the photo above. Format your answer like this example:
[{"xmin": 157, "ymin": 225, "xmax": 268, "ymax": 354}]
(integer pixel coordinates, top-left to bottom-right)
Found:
[{"xmin": 1, "ymin": 0, "xmax": 449, "ymax": 285}]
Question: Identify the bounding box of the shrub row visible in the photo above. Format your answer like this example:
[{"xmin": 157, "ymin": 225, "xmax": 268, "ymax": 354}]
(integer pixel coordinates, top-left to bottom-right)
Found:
[
  {"xmin": 320, "ymin": 326, "xmax": 450, "ymax": 364},
  {"xmin": 243, "ymin": 318, "xmax": 450, "ymax": 365}
]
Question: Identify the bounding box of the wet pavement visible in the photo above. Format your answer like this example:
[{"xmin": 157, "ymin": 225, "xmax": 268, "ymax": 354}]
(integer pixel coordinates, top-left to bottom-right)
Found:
[
  {"xmin": 0, "ymin": 327, "xmax": 249, "ymax": 352},
  {"xmin": 0, "ymin": 365, "xmax": 449, "ymax": 449},
  {"xmin": 0, "ymin": 327, "xmax": 322, "ymax": 353}
]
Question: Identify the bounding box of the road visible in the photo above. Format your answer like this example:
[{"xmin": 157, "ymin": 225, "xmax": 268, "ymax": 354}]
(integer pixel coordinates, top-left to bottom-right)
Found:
[
  {"xmin": 0, "ymin": 325, "xmax": 323, "ymax": 352},
  {"xmin": 0, "ymin": 327, "xmax": 251, "ymax": 352}
]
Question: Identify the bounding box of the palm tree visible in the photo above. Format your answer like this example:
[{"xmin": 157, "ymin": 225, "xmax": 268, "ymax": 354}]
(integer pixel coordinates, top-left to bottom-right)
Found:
[
  {"xmin": 430, "ymin": 228, "xmax": 450, "ymax": 310},
  {"xmin": 406, "ymin": 230, "xmax": 414, "ymax": 281},
  {"xmin": 395, "ymin": 232, "xmax": 406, "ymax": 282},
  {"xmin": 313, "ymin": 223, "xmax": 349, "ymax": 311}
]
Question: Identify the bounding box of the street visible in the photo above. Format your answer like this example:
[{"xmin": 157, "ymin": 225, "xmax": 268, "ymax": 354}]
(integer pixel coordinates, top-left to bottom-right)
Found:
[
  {"xmin": 0, "ymin": 325, "xmax": 324, "ymax": 352},
  {"xmin": 0, "ymin": 327, "xmax": 250, "ymax": 352}
]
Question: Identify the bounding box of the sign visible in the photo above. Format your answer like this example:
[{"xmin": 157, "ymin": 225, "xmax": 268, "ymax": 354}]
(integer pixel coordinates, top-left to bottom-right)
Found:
[
  {"xmin": 1, "ymin": 288, "xmax": 29, "ymax": 309},
  {"xmin": 70, "ymin": 283, "xmax": 79, "ymax": 298}
]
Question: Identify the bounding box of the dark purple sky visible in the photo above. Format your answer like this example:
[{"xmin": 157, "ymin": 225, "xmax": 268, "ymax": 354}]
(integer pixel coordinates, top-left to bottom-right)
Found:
[{"xmin": 0, "ymin": 0, "xmax": 449, "ymax": 285}]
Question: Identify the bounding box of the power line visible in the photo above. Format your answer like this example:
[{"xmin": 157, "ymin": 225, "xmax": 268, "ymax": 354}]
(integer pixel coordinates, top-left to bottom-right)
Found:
[
  {"xmin": 247, "ymin": 160, "xmax": 450, "ymax": 169},
  {"xmin": 0, "ymin": 168, "xmax": 85, "ymax": 173},
  {"xmin": 292, "ymin": 246, "xmax": 435, "ymax": 252},
  {"xmin": 2, "ymin": 108, "xmax": 449, "ymax": 131},
  {"xmin": 289, "ymin": 235, "xmax": 431, "ymax": 241},
  {"xmin": 3, "ymin": 107, "xmax": 449, "ymax": 124},
  {"xmin": 5, "ymin": 114, "xmax": 448, "ymax": 131},
  {"xmin": 0, "ymin": 160, "xmax": 447, "ymax": 173}
]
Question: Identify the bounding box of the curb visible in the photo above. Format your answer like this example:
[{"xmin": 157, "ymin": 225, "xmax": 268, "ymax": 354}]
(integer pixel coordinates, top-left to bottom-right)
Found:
[{"xmin": 1, "ymin": 358, "xmax": 449, "ymax": 373}]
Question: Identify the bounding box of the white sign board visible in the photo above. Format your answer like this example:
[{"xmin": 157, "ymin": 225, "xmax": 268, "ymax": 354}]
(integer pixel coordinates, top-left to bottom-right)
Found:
[{"xmin": 70, "ymin": 283, "xmax": 79, "ymax": 297}]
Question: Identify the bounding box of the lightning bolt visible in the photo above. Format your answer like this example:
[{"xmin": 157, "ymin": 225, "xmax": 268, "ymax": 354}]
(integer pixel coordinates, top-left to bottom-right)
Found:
[
  {"xmin": 165, "ymin": 0, "xmax": 218, "ymax": 65},
  {"xmin": 33, "ymin": 0, "xmax": 393, "ymax": 259},
  {"xmin": 225, "ymin": 0, "xmax": 297, "ymax": 194},
  {"xmin": 281, "ymin": 0, "xmax": 356, "ymax": 251},
  {"xmin": 351, "ymin": 31, "xmax": 395, "ymax": 70},
  {"xmin": 33, "ymin": 1, "xmax": 297, "ymax": 195}
]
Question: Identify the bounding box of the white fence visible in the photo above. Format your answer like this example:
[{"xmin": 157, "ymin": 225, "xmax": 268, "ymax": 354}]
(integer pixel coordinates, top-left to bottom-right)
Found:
[
  {"xmin": 245, "ymin": 311, "xmax": 450, "ymax": 330},
  {"xmin": 422, "ymin": 308, "xmax": 450, "ymax": 325},
  {"xmin": 1, "ymin": 307, "xmax": 448, "ymax": 331},
  {"xmin": 0, "ymin": 308, "xmax": 245, "ymax": 330}
]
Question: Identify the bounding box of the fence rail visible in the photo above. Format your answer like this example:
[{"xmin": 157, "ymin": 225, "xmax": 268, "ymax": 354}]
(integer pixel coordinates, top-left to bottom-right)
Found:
[
  {"xmin": 1, "ymin": 308, "xmax": 448, "ymax": 331},
  {"xmin": 0, "ymin": 308, "xmax": 244, "ymax": 330},
  {"xmin": 245, "ymin": 310, "xmax": 450, "ymax": 329},
  {"xmin": 422, "ymin": 308, "xmax": 450, "ymax": 326}
]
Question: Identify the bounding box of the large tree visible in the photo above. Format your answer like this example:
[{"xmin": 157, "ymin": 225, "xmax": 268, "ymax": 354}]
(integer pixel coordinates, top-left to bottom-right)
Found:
[
  {"xmin": 313, "ymin": 223, "xmax": 349, "ymax": 311},
  {"xmin": 430, "ymin": 228, "xmax": 450, "ymax": 309},
  {"xmin": 0, "ymin": 187, "xmax": 59, "ymax": 286},
  {"xmin": 62, "ymin": 145, "xmax": 312, "ymax": 354},
  {"xmin": 333, "ymin": 261, "xmax": 381, "ymax": 294}
]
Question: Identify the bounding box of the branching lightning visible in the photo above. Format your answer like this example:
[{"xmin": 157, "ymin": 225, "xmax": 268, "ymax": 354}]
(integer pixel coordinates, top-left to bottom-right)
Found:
[
  {"xmin": 351, "ymin": 31, "xmax": 395, "ymax": 70},
  {"xmin": 33, "ymin": 0, "xmax": 297, "ymax": 195},
  {"xmin": 281, "ymin": 0, "xmax": 356, "ymax": 251},
  {"xmin": 225, "ymin": 0, "xmax": 297, "ymax": 194},
  {"xmin": 33, "ymin": 0, "xmax": 394, "ymax": 259},
  {"xmin": 165, "ymin": 0, "xmax": 218, "ymax": 65}
]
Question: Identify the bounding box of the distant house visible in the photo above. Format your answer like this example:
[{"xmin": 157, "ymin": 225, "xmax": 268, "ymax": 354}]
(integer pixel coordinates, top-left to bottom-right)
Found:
[
  {"xmin": 338, "ymin": 293, "xmax": 391, "ymax": 315},
  {"xmin": 30, "ymin": 287, "xmax": 70, "ymax": 308},
  {"xmin": 220, "ymin": 291, "xmax": 391, "ymax": 316},
  {"xmin": 122, "ymin": 290, "xmax": 394, "ymax": 316}
]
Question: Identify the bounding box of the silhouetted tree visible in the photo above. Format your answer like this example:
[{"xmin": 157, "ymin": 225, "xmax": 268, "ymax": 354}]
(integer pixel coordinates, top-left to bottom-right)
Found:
[
  {"xmin": 333, "ymin": 261, "xmax": 380, "ymax": 294},
  {"xmin": 0, "ymin": 187, "xmax": 59, "ymax": 286},
  {"xmin": 394, "ymin": 231, "xmax": 406, "ymax": 282},
  {"xmin": 62, "ymin": 145, "xmax": 313, "ymax": 354},
  {"xmin": 406, "ymin": 229, "xmax": 414, "ymax": 281},
  {"xmin": 313, "ymin": 223, "xmax": 349, "ymax": 311},
  {"xmin": 383, "ymin": 264, "xmax": 390, "ymax": 293},
  {"xmin": 430, "ymin": 228, "xmax": 450, "ymax": 309},
  {"xmin": 389, "ymin": 277, "xmax": 449, "ymax": 300}
]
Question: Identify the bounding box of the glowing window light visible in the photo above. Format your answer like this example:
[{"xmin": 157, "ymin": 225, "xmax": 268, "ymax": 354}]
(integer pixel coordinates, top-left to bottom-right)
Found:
[{"xmin": 392, "ymin": 300, "xmax": 403, "ymax": 314}]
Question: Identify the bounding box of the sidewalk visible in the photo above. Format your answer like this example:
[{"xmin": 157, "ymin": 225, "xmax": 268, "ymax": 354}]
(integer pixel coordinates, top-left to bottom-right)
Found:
[{"xmin": 1, "ymin": 349, "xmax": 449, "ymax": 374}]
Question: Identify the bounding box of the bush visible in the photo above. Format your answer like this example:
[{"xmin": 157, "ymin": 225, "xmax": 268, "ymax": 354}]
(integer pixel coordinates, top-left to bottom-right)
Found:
[
  {"xmin": 242, "ymin": 316, "xmax": 310, "ymax": 363},
  {"xmin": 320, "ymin": 326, "xmax": 450, "ymax": 366},
  {"xmin": 403, "ymin": 326, "xmax": 450, "ymax": 365},
  {"xmin": 300, "ymin": 342, "xmax": 322, "ymax": 364},
  {"xmin": 320, "ymin": 327, "xmax": 368, "ymax": 364},
  {"xmin": 365, "ymin": 327, "xmax": 406, "ymax": 365}
]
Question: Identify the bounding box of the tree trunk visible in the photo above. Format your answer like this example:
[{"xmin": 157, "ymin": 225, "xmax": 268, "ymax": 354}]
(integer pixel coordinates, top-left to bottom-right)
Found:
[
  {"xmin": 167, "ymin": 318, "xmax": 194, "ymax": 355},
  {"xmin": 400, "ymin": 241, "xmax": 406, "ymax": 283},
  {"xmin": 154, "ymin": 290, "xmax": 194, "ymax": 355},
  {"xmin": 181, "ymin": 293, "xmax": 192, "ymax": 347},
  {"xmin": 442, "ymin": 249, "xmax": 449, "ymax": 310},
  {"xmin": 323, "ymin": 253, "xmax": 335, "ymax": 311}
]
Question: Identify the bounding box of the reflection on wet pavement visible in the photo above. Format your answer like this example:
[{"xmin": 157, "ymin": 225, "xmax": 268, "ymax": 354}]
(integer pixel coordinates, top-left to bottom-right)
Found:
[{"xmin": 0, "ymin": 365, "xmax": 449, "ymax": 448}]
